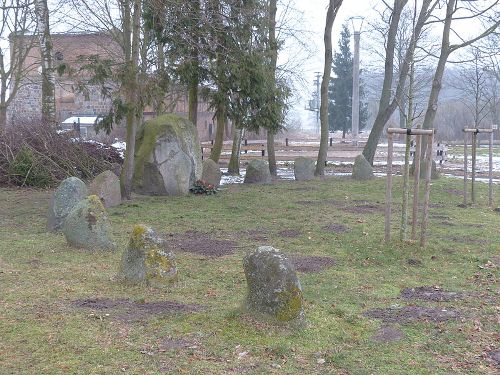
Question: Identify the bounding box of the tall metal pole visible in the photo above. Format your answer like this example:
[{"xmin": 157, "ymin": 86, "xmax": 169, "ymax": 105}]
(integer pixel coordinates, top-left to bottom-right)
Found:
[
  {"xmin": 351, "ymin": 31, "xmax": 360, "ymax": 146},
  {"xmin": 315, "ymin": 72, "xmax": 321, "ymax": 134}
]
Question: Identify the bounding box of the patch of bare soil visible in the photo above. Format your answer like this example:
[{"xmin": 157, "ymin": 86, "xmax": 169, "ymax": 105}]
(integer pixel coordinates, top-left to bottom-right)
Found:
[
  {"xmin": 430, "ymin": 214, "xmax": 451, "ymax": 220},
  {"xmin": 364, "ymin": 306, "xmax": 460, "ymax": 324},
  {"xmin": 487, "ymin": 350, "xmax": 500, "ymax": 368},
  {"xmin": 277, "ymin": 229, "xmax": 301, "ymax": 238},
  {"xmin": 295, "ymin": 200, "xmax": 319, "ymax": 206},
  {"xmin": 343, "ymin": 203, "xmax": 383, "ymax": 214},
  {"xmin": 158, "ymin": 336, "xmax": 198, "ymax": 351},
  {"xmin": 73, "ymin": 298, "xmax": 203, "ymax": 321},
  {"xmin": 290, "ymin": 255, "xmax": 335, "ymax": 273},
  {"xmin": 444, "ymin": 235, "xmax": 489, "ymax": 245},
  {"xmin": 26, "ymin": 258, "xmax": 42, "ymax": 268},
  {"xmin": 445, "ymin": 189, "xmax": 464, "ymax": 196},
  {"xmin": 429, "ymin": 203, "xmax": 446, "ymax": 208},
  {"xmin": 166, "ymin": 230, "xmax": 237, "ymax": 257},
  {"xmin": 400, "ymin": 286, "xmax": 464, "ymax": 302},
  {"xmin": 323, "ymin": 223, "xmax": 350, "ymax": 233},
  {"xmin": 407, "ymin": 258, "xmax": 423, "ymax": 267},
  {"xmin": 244, "ymin": 228, "xmax": 269, "ymax": 242},
  {"xmin": 438, "ymin": 221, "xmax": 456, "ymax": 227},
  {"xmin": 371, "ymin": 326, "xmax": 405, "ymax": 343}
]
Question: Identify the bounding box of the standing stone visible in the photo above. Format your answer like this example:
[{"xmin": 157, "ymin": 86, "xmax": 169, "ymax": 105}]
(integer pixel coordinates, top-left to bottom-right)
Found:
[
  {"xmin": 119, "ymin": 225, "xmax": 177, "ymax": 286},
  {"xmin": 243, "ymin": 246, "xmax": 304, "ymax": 323},
  {"xmin": 89, "ymin": 170, "xmax": 122, "ymax": 208},
  {"xmin": 47, "ymin": 176, "xmax": 88, "ymax": 232},
  {"xmin": 63, "ymin": 195, "xmax": 116, "ymax": 251},
  {"xmin": 244, "ymin": 160, "xmax": 272, "ymax": 184},
  {"xmin": 201, "ymin": 159, "xmax": 222, "ymax": 187},
  {"xmin": 352, "ymin": 154, "xmax": 374, "ymax": 180},
  {"xmin": 133, "ymin": 114, "xmax": 202, "ymax": 195},
  {"xmin": 294, "ymin": 157, "xmax": 315, "ymax": 181}
]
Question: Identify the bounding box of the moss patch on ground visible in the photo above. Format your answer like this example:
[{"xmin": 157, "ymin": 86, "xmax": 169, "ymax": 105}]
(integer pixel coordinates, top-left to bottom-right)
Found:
[{"xmin": 1, "ymin": 175, "xmax": 499, "ymax": 374}]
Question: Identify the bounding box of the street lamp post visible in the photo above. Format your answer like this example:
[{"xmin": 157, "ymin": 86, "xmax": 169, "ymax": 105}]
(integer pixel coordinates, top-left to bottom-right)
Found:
[{"xmin": 350, "ymin": 16, "xmax": 364, "ymax": 146}]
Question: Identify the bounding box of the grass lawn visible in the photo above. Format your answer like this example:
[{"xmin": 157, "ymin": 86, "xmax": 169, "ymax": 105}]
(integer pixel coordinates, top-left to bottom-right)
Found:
[{"xmin": 0, "ymin": 176, "xmax": 499, "ymax": 374}]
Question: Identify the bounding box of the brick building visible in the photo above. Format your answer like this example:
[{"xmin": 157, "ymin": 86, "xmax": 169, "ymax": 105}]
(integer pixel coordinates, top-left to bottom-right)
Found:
[{"xmin": 8, "ymin": 32, "xmax": 218, "ymax": 141}]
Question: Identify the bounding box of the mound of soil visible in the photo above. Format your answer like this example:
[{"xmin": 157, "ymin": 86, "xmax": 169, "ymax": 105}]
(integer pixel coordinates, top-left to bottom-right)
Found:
[
  {"xmin": 488, "ymin": 350, "xmax": 500, "ymax": 368},
  {"xmin": 407, "ymin": 258, "xmax": 423, "ymax": 267},
  {"xmin": 73, "ymin": 298, "xmax": 203, "ymax": 321},
  {"xmin": 343, "ymin": 203, "xmax": 383, "ymax": 214},
  {"xmin": 277, "ymin": 229, "xmax": 301, "ymax": 238},
  {"xmin": 445, "ymin": 189, "xmax": 464, "ymax": 196},
  {"xmin": 444, "ymin": 235, "xmax": 489, "ymax": 245},
  {"xmin": 323, "ymin": 223, "xmax": 350, "ymax": 233},
  {"xmin": 290, "ymin": 255, "xmax": 335, "ymax": 273},
  {"xmin": 244, "ymin": 228, "xmax": 269, "ymax": 242},
  {"xmin": 158, "ymin": 337, "xmax": 198, "ymax": 351},
  {"xmin": 364, "ymin": 306, "xmax": 460, "ymax": 324},
  {"xmin": 167, "ymin": 230, "xmax": 237, "ymax": 257},
  {"xmin": 371, "ymin": 326, "xmax": 405, "ymax": 343},
  {"xmin": 400, "ymin": 286, "xmax": 464, "ymax": 302}
]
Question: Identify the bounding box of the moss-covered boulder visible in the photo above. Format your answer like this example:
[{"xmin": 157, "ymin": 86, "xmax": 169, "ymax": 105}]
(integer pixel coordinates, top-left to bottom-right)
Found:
[
  {"xmin": 201, "ymin": 159, "xmax": 221, "ymax": 187},
  {"xmin": 89, "ymin": 170, "xmax": 121, "ymax": 208},
  {"xmin": 243, "ymin": 246, "xmax": 305, "ymax": 324},
  {"xmin": 63, "ymin": 195, "xmax": 116, "ymax": 251},
  {"xmin": 410, "ymin": 159, "xmax": 440, "ymax": 180},
  {"xmin": 133, "ymin": 114, "xmax": 202, "ymax": 195},
  {"xmin": 47, "ymin": 177, "xmax": 88, "ymax": 232},
  {"xmin": 119, "ymin": 225, "xmax": 177, "ymax": 286},
  {"xmin": 244, "ymin": 160, "xmax": 272, "ymax": 184},
  {"xmin": 294, "ymin": 157, "xmax": 315, "ymax": 181},
  {"xmin": 352, "ymin": 154, "xmax": 374, "ymax": 180}
]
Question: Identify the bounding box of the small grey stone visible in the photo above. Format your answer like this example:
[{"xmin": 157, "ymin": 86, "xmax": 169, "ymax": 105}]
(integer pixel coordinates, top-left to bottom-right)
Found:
[
  {"xmin": 244, "ymin": 160, "xmax": 272, "ymax": 184},
  {"xmin": 352, "ymin": 154, "xmax": 374, "ymax": 180},
  {"xmin": 201, "ymin": 159, "xmax": 221, "ymax": 187},
  {"xmin": 89, "ymin": 170, "xmax": 121, "ymax": 207},
  {"xmin": 63, "ymin": 195, "xmax": 116, "ymax": 251},
  {"xmin": 47, "ymin": 177, "xmax": 88, "ymax": 232},
  {"xmin": 294, "ymin": 157, "xmax": 315, "ymax": 181},
  {"xmin": 243, "ymin": 246, "xmax": 304, "ymax": 323}
]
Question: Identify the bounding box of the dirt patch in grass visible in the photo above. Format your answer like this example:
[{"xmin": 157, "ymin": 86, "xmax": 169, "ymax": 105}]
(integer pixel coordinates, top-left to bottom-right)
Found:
[
  {"xmin": 158, "ymin": 336, "xmax": 198, "ymax": 351},
  {"xmin": 26, "ymin": 258, "xmax": 43, "ymax": 268},
  {"xmin": 343, "ymin": 203, "xmax": 383, "ymax": 214},
  {"xmin": 438, "ymin": 221, "xmax": 456, "ymax": 227},
  {"xmin": 400, "ymin": 286, "xmax": 464, "ymax": 302},
  {"xmin": 244, "ymin": 228, "xmax": 269, "ymax": 242},
  {"xmin": 295, "ymin": 200, "xmax": 319, "ymax": 206},
  {"xmin": 445, "ymin": 189, "xmax": 464, "ymax": 196},
  {"xmin": 429, "ymin": 203, "xmax": 446, "ymax": 208},
  {"xmin": 290, "ymin": 255, "xmax": 335, "ymax": 273},
  {"xmin": 323, "ymin": 223, "xmax": 350, "ymax": 233},
  {"xmin": 430, "ymin": 214, "xmax": 451, "ymax": 220},
  {"xmin": 443, "ymin": 235, "xmax": 489, "ymax": 245},
  {"xmin": 73, "ymin": 298, "xmax": 203, "ymax": 321},
  {"xmin": 277, "ymin": 229, "xmax": 301, "ymax": 238},
  {"xmin": 364, "ymin": 306, "xmax": 460, "ymax": 324},
  {"xmin": 407, "ymin": 258, "xmax": 423, "ymax": 267},
  {"xmin": 166, "ymin": 230, "xmax": 237, "ymax": 257},
  {"xmin": 487, "ymin": 350, "xmax": 500, "ymax": 368},
  {"xmin": 371, "ymin": 326, "xmax": 405, "ymax": 343}
]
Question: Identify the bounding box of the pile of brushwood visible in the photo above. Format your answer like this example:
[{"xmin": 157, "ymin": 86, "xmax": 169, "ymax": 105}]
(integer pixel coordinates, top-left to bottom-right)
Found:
[{"xmin": 0, "ymin": 123, "xmax": 122, "ymax": 188}]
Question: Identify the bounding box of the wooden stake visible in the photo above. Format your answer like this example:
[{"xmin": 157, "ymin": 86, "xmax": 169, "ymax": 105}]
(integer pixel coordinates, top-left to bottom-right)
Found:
[
  {"xmin": 420, "ymin": 132, "xmax": 433, "ymax": 247},
  {"xmin": 385, "ymin": 132, "xmax": 394, "ymax": 243},
  {"xmin": 463, "ymin": 131, "xmax": 468, "ymax": 206},
  {"xmin": 411, "ymin": 134, "xmax": 422, "ymax": 240},
  {"xmin": 401, "ymin": 133, "xmax": 411, "ymax": 241},
  {"xmin": 471, "ymin": 131, "xmax": 477, "ymax": 204},
  {"xmin": 489, "ymin": 131, "xmax": 494, "ymax": 207}
]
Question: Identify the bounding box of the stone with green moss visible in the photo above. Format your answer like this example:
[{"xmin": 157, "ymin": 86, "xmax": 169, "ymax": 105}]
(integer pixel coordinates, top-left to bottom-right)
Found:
[
  {"xmin": 47, "ymin": 177, "xmax": 88, "ymax": 232},
  {"xmin": 294, "ymin": 157, "xmax": 315, "ymax": 181},
  {"xmin": 63, "ymin": 195, "xmax": 116, "ymax": 251},
  {"xmin": 119, "ymin": 225, "xmax": 177, "ymax": 286},
  {"xmin": 201, "ymin": 159, "xmax": 221, "ymax": 187},
  {"xmin": 133, "ymin": 114, "xmax": 202, "ymax": 195},
  {"xmin": 243, "ymin": 246, "xmax": 305, "ymax": 324},
  {"xmin": 352, "ymin": 154, "xmax": 374, "ymax": 180},
  {"xmin": 89, "ymin": 170, "xmax": 121, "ymax": 207}
]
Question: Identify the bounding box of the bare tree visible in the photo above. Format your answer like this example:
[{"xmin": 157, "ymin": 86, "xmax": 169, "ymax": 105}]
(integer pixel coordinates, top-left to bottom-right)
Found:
[
  {"xmin": 315, "ymin": 0, "xmax": 343, "ymax": 176},
  {"xmin": 0, "ymin": 0, "xmax": 36, "ymax": 131}
]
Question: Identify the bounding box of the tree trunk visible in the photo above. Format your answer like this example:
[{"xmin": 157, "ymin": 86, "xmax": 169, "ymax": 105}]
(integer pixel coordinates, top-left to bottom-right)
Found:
[
  {"xmin": 188, "ymin": 78, "xmax": 198, "ymax": 125},
  {"xmin": 228, "ymin": 125, "xmax": 242, "ymax": 175},
  {"xmin": 266, "ymin": 0, "xmax": 278, "ymax": 176},
  {"xmin": 34, "ymin": 0, "xmax": 56, "ymax": 125},
  {"xmin": 210, "ymin": 102, "xmax": 226, "ymax": 163},
  {"xmin": 0, "ymin": 105, "xmax": 6, "ymax": 131},
  {"xmin": 315, "ymin": 0, "xmax": 343, "ymax": 176}
]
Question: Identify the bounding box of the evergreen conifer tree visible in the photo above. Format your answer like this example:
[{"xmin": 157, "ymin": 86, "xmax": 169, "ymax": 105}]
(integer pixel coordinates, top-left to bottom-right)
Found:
[{"xmin": 328, "ymin": 24, "xmax": 367, "ymax": 139}]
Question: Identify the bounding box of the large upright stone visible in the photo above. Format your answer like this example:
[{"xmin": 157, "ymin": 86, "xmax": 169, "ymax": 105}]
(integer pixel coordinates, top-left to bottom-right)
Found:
[
  {"xmin": 244, "ymin": 160, "xmax": 272, "ymax": 184},
  {"xmin": 47, "ymin": 177, "xmax": 88, "ymax": 232},
  {"xmin": 294, "ymin": 157, "xmax": 315, "ymax": 181},
  {"xmin": 133, "ymin": 114, "xmax": 202, "ymax": 195},
  {"xmin": 352, "ymin": 154, "xmax": 374, "ymax": 180},
  {"xmin": 243, "ymin": 246, "xmax": 304, "ymax": 323},
  {"xmin": 201, "ymin": 159, "xmax": 222, "ymax": 187},
  {"xmin": 63, "ymin": 195, "xmax": 116, "ymax": 251},
  {"xmin": 89, "ymin": 170, "xmax": 121, "ymax": 207},
  {"xmin": 119, "ymin": 225, "xmax": 177, "ymax": 286}
]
